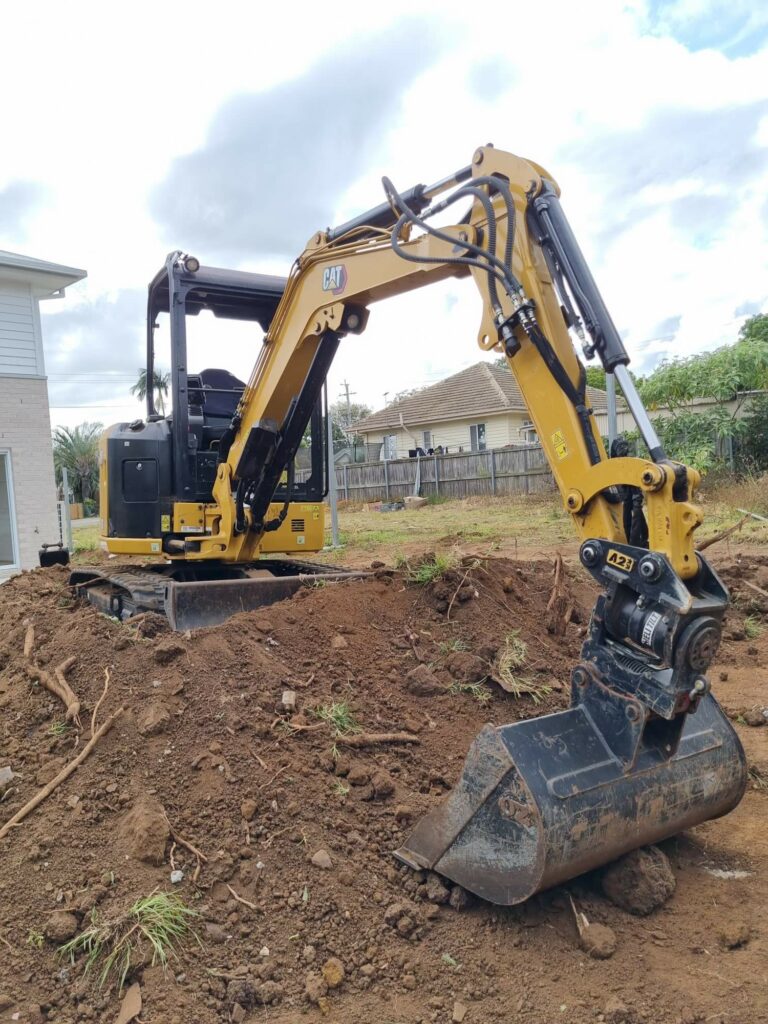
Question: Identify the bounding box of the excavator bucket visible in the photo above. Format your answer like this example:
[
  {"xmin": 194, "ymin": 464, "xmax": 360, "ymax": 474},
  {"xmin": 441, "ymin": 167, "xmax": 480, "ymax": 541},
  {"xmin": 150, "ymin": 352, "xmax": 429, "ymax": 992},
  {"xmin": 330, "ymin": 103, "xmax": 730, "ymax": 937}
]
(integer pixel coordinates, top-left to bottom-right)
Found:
[{"xmin": 396, "ymin": 693, "xmax": 746, "ymax": 905}]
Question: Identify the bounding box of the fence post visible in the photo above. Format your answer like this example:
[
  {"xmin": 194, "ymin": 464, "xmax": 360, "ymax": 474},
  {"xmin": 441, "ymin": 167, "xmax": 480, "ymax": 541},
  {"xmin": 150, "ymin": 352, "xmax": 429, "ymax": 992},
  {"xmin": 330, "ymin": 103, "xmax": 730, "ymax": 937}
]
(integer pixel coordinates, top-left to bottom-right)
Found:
[
  {"xmin": 434, "ymin": 453, "xmax": 439, "ymax": 496},
  {"xmin": 490, "ymin": 450, "xmax": 496, "ymax": 495},
  {"xmin": 384, "ymin": 459, "xmax": 390, "ymax": 500},
  {"xmin": 343, "ymin": 463, "xmax": 349, "ymax": 501}
]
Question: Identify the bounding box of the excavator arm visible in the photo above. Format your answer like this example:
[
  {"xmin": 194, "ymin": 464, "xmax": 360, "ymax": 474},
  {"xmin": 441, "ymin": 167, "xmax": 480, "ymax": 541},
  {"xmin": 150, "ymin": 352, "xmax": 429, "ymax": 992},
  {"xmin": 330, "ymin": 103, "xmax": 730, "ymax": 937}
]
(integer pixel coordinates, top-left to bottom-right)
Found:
[
  {"xmin": 87, "ymin": 145, "xmax": 745, "ymax": 904},
  {"xmin": 191, "ymin": 144, "xmax": 744, "ymax": 904}
]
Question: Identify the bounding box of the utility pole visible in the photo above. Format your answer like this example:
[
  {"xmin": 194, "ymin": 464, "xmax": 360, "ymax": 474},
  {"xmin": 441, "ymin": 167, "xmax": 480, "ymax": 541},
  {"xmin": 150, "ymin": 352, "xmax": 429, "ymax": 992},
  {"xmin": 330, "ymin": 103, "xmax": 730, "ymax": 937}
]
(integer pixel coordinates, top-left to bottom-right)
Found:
[
  {"xmin": 338, "ymin": 379, "xmax": 356, "ymax": 433},
  {"xmin": 325, "ymin": 382, "xmax": 340, "ymax": 548}
]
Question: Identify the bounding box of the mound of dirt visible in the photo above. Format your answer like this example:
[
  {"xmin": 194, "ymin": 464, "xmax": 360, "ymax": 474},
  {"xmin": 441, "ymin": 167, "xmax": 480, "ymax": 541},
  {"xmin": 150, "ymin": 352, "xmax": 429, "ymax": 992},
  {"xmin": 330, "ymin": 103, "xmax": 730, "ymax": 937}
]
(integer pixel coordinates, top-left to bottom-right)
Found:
[{"xmin": 0, "ymin": 551, "xmax": 766, "ymax": 1024}]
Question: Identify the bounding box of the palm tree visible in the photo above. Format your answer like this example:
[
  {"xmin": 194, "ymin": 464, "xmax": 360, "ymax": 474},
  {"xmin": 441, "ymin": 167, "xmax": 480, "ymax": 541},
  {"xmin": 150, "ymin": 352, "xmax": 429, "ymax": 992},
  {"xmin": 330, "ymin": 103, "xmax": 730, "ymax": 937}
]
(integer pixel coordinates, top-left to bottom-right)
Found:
[
  {"xmin": 52, "ymin": 422, "xmax": 103, "ymax": 502},
  {"xmin": 131, "ymin": 368, "xmax": 171, "ymax": 415}
]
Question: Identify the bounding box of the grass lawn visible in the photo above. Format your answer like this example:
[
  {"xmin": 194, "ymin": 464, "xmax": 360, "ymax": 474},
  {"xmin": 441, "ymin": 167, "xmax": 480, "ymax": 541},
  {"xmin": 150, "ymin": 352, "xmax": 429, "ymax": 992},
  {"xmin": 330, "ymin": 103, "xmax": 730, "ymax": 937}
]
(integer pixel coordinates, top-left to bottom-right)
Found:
[{"xmin": 69, "ymin": 479, "xmax": 767, "ymax": 569}]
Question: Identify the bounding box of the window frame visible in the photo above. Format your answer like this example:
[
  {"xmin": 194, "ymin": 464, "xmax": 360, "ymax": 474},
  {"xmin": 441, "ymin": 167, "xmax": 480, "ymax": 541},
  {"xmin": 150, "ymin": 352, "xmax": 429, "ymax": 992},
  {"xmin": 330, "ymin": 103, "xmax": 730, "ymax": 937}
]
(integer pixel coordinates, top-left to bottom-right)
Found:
[
  {"xmin": 0, "ymin": 451, "xmax": 21, "ymax": 573},
  {"xmin": 469, "ymin": 422, "xmax": 487, "ymax": 452}
]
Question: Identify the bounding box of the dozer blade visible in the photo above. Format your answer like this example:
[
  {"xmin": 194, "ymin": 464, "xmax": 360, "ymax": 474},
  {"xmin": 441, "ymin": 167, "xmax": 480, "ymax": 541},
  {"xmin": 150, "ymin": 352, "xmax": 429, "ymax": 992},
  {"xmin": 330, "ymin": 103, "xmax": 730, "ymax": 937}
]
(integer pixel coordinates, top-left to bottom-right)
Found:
[{"xmin": 395, "ymin": 693, "xmax": 746, "ymax": 906}]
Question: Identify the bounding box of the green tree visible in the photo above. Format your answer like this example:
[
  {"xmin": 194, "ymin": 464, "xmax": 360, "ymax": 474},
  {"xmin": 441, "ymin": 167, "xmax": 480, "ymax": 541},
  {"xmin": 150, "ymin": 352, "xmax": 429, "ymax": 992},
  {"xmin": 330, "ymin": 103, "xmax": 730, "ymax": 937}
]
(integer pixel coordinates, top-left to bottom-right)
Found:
[
  {"xmin": 329, "ymin": 400, "xmax": 372, "ymax": 443},
  {"xmin": 638, "ymin": 315, "xmax": 768, "ymax": 471},
  {"xmin": 52, "ymin": 422, "xmax": 103, "ymax": 502},
  {"xmin": 131, "ymin": 368, "xmax": 171, "ymax": 415}
]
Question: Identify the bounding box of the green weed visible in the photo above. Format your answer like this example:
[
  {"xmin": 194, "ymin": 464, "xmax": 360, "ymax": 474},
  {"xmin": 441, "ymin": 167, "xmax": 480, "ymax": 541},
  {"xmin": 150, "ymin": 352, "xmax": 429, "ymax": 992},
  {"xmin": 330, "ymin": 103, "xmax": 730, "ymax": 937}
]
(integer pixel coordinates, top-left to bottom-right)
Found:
[
  {"xmin": 58, "ymin": 891, "xmax": 199, "ymax": 992},
  {"xmin": 27, "ymin": 929, "xmax": 44, "ymax": 949},
  {"xmin": 47, "ymin": 720, "xmax": 70, "ymax": 738},
  {"xmin": 441, "ymin": 952, "xmax": 461, "ymax": 969},
  {"xmin": 314, "ymin": 701, "xmax": 359, "ymax": 736},
  {"xmin": 745, "ymin": 615, "xmax": 763, "ymax": 640},
  {"xmin": 401, "ymin": 552, "xmax": 457, "ymax": 585},
  {"xmin": 332, "ymin": 780, "xmax": 350, "ymax": 797},
  {"xmin": 449, "ymin": 681, "xmax": 492, "ymax": 704},
  {"xmin": 438, "ymin": 638, "xmax": 469, "ymax": 655}
]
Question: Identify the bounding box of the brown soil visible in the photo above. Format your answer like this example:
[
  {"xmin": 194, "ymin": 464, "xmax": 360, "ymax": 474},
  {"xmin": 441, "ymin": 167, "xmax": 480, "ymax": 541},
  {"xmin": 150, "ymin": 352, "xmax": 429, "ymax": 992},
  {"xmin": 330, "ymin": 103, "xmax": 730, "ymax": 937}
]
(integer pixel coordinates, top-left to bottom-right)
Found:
[{"xmin": 0, "ymin": 552, "xmax": 766, "ymax": 1024}]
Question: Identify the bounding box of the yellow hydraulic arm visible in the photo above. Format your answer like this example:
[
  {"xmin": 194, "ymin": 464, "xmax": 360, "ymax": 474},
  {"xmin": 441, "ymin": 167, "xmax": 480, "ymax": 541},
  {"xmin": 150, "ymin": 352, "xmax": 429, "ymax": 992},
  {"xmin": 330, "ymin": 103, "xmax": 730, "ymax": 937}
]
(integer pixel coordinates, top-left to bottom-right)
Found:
[{"xmin": 193, "ymin": 145, "xmax": 702, "ymax": 580}]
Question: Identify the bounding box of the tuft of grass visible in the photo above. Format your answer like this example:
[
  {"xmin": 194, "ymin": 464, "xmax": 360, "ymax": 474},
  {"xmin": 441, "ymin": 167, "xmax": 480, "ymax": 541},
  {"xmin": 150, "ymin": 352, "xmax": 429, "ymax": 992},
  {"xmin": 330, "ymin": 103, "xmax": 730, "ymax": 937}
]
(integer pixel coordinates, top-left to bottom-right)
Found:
[
  {"xmin": 314, "ymin": 701, "xmax": 359, "ymax": 737},
  {"xmin": 27, "ymin": 929, "xmax": 44, "ymax": 949},
  {"xmin": 426, "ymin": 493, "xmax": 450, "ymax": 505},
  {"xmin": 47, "ymin": 720, "xmax": 70, "ymax": 738},
  {"xmin": 748, "ymin": 764, "xmax": 768, "ymax": 791},
  {"xmin": 332, "ymin": 780, "xmax": 350, "ymax": 797},
  {"xmin": 492, "ymin": 630, "xmax": 549, "ymax": 703},
  {"xmin": 58, "ymin": 890, "xmax": 199, "ymax": 992},
  {"xmin": 438, "ymin": 638, "xmax": 469, "ymax": 655},
  {"xmin": 441, "ymin": 952, "xmax": 461, "ymax": 969},
  {"xmin": 401, "ymin": 552, "xmax": 457, "ymax": 586},
  {"xmin": 449, "ymin": 681, "xmax": 492, "ymax": 704},
  {"xmin": 744, "ymin": 615, "xmax": 763, "ymax": 640}
]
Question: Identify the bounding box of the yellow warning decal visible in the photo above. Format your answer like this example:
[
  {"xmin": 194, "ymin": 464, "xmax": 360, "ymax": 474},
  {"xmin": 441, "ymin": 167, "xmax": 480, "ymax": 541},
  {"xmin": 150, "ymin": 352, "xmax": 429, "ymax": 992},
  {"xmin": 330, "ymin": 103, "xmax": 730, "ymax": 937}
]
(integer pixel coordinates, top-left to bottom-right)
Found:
[
  {"xmin": 607, "ymin": 549, "xmax": 635, "ymax": 572},
  {"xmin": 161, "ymin": 514, "xmax": 171, "ymax": 532},
  {"xmin": 552, "ymin": 429, "xmax": 568, "ymax": 460}
]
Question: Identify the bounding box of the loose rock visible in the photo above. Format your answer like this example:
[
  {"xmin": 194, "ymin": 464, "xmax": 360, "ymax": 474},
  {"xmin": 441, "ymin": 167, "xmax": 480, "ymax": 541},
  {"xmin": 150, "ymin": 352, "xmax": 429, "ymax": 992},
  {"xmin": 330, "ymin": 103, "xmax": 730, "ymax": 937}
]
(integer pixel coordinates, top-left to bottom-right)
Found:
[
  {"xmin": 602, "ymin": 845, "xmax": 676, "ymax": 915},
  {"xmin": 425, "ymin": 873, "xmax": 450, "ymax": 904},
  {"xmin": 453, "ymin": 1000, "xmax": 468, "ymax": 1022},
  {"xmin": 406, "ymin": 664, "xmax": 444, "ymax": 696},
  {"xmin": 137, "ymin": 701, "xmax": 171, "ymax": 736},
  {"xmin": 311, "ymin": 849, "xmax": 333, "ymax": 870}
]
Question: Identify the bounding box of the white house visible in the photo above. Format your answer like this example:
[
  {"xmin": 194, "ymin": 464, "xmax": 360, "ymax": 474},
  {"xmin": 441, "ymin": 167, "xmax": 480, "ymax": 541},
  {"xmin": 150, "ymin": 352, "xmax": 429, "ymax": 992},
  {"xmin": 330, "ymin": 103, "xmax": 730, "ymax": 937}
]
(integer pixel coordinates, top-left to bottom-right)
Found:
[
  {"xmin": 354, "ymin": 361, "xmax": 621, "ymax": 459},
  {"xmin": 0, "ymin": 251, "xmax": 86, "ymax": 580}
]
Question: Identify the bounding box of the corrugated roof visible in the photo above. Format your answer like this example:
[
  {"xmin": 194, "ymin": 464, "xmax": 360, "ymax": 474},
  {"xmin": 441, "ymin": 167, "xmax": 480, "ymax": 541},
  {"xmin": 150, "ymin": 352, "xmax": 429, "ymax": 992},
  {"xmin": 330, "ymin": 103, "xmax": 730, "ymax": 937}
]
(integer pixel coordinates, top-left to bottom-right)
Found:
[{"xmin": 354, "ymin": 361, "xmax": 616, "ymax": 432}]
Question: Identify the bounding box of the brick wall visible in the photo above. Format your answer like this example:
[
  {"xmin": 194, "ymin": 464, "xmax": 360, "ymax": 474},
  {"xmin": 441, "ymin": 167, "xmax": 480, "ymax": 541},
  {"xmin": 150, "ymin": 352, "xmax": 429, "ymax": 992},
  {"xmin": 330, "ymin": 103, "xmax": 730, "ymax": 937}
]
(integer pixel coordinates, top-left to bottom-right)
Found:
[{"xmin": 0, "ymin": 376, "xmax": 59, "ymax": 579}]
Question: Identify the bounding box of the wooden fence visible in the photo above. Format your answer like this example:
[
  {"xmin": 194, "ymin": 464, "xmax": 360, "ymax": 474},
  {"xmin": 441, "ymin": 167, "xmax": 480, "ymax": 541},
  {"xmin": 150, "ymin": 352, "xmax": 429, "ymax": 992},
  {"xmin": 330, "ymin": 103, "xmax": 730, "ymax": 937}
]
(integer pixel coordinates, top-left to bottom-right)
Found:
[{"xmin": 299, "ymin": 444, "xmax": 555, "ymax": 503}]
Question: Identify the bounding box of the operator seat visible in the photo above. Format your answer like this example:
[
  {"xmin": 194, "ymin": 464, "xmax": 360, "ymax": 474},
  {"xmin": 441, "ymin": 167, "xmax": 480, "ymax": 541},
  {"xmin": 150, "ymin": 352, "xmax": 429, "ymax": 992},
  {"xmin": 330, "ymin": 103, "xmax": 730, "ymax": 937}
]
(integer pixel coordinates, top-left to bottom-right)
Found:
[{"xmin": 188, "ymin": 368, "xmax": 246, "ymax": 450}]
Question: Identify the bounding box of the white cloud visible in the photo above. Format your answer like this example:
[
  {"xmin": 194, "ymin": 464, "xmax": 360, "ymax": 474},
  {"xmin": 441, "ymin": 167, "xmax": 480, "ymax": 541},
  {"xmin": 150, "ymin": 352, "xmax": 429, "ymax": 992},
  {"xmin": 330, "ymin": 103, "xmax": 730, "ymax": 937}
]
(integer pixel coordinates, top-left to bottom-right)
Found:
[{"xmin": 0, "ymin": 0, "xmax": 764, "ymax": 428}]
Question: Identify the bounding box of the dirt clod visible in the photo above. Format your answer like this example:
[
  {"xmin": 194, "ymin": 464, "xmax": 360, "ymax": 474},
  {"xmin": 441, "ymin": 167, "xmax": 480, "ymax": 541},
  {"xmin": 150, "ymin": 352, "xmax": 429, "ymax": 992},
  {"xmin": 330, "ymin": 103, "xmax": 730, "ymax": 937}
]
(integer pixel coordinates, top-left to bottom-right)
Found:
[
  {"xmin": 579, "ymin": 921, "xmax": 617, "ymax": 959},
  {"xmin": 321, "ymin": 957, "xmax": 345, "ymax": 989},
  {"xmin": 43, "ymin": 911, "xmax": 79, "ymax": 943},
  {"xmin": 720, "ymin": 921, "xmax": 750, "ymax": 949},
  {"xmin": 305, "ymin": 972, "xmax": 328, "ymax": 1004},
  {"xmin": 153, "ymin": 639, "xmax": 186, "ymax": 665},
  {"xmin": 425, "ymin": 873, "xmax": 450, "ymax": 904},
  {"xmin": 405, "ymin": 664, "xmax": 444, "ymax": 696},
  {"xmin": 137, "ymin": 701, "xmax": 171, "ymax": 736},
  {"xmin": 117, "ymin": 796, "xmax": 169, "ymax": 865},
  {"xmin": 602, "ymin": 845, "xmax": 676, "ymax": 915}
]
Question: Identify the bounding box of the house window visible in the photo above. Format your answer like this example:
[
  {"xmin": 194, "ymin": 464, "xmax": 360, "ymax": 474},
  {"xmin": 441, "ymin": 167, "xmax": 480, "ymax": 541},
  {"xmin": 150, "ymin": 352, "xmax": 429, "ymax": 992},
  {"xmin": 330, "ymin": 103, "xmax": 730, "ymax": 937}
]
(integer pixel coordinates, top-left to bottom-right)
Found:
[
  {"xmin": 422, "ymin": 430, "xmax": 432, "ymax": 450},
  {"xmin": 0, "ymin": 454, "xmax": 19, "ymax": 568},
  {"xmin": 520, "ymin": 421, "xmax": 538, "ymax": 443},
  {"xmin": 382, "ymin": 434, "xmax": 397, "ymax": 460},
  {"xmin": 470, "ymin": 423, "xmax": 486, "ymax": 452}
]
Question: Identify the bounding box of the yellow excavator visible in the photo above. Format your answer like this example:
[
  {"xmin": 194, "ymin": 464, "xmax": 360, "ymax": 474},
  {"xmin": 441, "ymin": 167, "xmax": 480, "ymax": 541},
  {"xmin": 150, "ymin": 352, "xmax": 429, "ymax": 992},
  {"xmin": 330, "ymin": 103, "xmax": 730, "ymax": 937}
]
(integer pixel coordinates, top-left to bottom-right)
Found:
[{"xmin": 67, "ymin": 145, "xmax": 746, "ymax": 906}]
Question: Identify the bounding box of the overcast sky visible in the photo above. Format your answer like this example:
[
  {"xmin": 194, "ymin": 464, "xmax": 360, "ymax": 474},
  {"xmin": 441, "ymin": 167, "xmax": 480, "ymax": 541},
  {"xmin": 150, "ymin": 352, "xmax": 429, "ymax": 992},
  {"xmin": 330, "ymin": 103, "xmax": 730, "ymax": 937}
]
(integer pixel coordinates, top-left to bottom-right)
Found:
[{"xmin": 2, "ymin": 0, "xmax": 767, "ymax": 428}]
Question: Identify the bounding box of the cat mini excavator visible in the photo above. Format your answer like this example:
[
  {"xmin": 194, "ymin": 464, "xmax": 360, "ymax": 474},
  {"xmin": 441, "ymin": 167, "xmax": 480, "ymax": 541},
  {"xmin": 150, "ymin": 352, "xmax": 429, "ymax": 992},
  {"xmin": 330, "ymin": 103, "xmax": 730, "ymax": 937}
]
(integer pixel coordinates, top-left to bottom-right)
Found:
[{"xmin": 70, "ymin": 145, "xmax": 746, "ymax": 905}]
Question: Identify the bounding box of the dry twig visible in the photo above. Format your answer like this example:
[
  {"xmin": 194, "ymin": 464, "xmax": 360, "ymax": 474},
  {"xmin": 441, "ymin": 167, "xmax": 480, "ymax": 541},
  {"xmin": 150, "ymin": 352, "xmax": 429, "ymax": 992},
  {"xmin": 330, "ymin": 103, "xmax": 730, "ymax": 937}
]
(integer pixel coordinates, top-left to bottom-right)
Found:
[
  {"xmin": 226, "ymin": 884, "xmax": 258, "ymax": 910},
  {"xmin": 696, "ymin": 514, "xmax": 749, "ymax": 552},
  {"xmin": 0, "ymin": 707, "xmax": 124, "ymax": 840},
  {"xmin": 91, "ymin": 667, "xmax": 111, "ymax": 738},
  {"xmin": 22, "ymin": 621, "xmax": 82, "ymax": 727},
  {"xmin": 337, "ymin": 732, "xmax": 420, "ymax": 748}
]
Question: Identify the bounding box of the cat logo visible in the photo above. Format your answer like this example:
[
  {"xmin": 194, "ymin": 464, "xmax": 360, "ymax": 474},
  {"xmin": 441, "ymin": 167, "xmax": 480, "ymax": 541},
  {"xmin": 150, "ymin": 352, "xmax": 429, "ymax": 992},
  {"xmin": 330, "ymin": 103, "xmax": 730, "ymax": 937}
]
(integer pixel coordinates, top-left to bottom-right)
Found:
[{"xmin": 322, "ymin": 264, "xmax": 348, "ymax": 295}]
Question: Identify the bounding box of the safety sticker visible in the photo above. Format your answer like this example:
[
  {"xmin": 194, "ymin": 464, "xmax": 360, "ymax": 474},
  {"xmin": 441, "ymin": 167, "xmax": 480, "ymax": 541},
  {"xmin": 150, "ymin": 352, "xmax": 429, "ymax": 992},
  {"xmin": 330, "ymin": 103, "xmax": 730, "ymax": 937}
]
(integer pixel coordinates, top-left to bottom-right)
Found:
[
  {"xmin": 552, "ymin": 429, "xmax": 568, "ymax": 460},
  {"xmin": 161, "ymin": 514, "xmax": 171, "ymax": 532}
]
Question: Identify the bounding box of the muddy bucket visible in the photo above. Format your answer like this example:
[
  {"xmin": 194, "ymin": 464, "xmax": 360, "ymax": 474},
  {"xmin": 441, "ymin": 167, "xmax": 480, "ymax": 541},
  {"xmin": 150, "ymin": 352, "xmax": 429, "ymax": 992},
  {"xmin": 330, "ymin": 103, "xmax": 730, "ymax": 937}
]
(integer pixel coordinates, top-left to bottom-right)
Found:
[{"xmin": 395, "ymin": 693, "xmax": 746, "ymax": 905}]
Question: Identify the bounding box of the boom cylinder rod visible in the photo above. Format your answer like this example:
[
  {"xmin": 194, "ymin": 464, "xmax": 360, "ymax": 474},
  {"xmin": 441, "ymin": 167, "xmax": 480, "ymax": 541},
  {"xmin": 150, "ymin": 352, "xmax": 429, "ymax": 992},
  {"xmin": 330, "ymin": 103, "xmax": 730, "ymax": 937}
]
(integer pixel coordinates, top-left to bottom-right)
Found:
[
  {"xmin": 326, "ymin": 164, "xmax": 472, "ymax": 243},
  {"xmin": 614, "ymin": 364, "xmax": 665, "ymax": 462}
]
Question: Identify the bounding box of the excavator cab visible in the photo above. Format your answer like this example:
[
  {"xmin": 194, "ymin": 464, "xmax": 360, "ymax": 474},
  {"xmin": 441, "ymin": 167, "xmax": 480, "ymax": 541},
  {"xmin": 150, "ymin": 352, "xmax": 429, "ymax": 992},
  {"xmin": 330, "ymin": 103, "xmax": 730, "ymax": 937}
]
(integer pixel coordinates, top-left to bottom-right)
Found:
[{"xmin": 70, "ymin": 255, "xmax": 359, "ymax": 629}]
